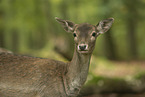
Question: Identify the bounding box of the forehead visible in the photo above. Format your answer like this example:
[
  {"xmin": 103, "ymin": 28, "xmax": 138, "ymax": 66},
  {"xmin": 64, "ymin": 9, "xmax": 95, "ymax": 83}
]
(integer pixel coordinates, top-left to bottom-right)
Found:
[{"xmin": 76, "ymin": 23, "xmax": 94, "ymax": 33}]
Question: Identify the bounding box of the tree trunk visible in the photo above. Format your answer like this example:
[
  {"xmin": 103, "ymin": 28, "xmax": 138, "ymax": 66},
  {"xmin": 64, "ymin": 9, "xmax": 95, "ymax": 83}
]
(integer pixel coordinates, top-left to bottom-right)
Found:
[
  {"xmin": 104, "ymin": 30, "xmax": 117, "ymax": 60},
  {"xmin": 124, "ymin": 0, "xmax": 139, "ymax": 59},
  {"xmin": 0, "ymin": 31, "xmax": 4, "ymax": 48},
  {"xmin": 127, "ymin": 19, "xmax": 138, "ymax": 59},
  {"xmin": 101, "ymin": 0, "xmax": 117, "ymax": 60}
]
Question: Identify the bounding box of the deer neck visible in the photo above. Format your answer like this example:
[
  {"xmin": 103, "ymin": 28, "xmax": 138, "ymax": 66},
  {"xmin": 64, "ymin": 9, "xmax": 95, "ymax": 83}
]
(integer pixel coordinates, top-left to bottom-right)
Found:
[{"xmin": 65, "ymin": 45, "xmax": 92, "ymax": 96}]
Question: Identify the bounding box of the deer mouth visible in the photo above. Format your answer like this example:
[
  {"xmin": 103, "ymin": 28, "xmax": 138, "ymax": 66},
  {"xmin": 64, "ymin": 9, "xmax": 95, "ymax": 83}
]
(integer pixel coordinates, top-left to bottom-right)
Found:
[
  {"xmin": 77, "ymin": 44, "xmax": 89, "ymax": 54},
  {"xmin": 78, "ymin": 50, "xmax": 89, "ymax": 54}
]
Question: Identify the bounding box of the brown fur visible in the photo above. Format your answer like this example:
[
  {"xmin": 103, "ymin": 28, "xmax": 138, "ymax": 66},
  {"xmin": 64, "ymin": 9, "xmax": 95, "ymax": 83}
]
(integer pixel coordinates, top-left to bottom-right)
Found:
[
  {"xmin": 0, "ymin": 53, "xmax": 67, "ymax": 97},
  {"xmin": 0, "ymin": 17, "xmax": 114, "ymax": 97}
]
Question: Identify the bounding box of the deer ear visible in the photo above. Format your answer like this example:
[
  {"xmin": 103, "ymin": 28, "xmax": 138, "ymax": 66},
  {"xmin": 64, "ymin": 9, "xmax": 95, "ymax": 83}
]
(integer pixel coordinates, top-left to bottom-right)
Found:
[
  {"xmin": 55, "ymin": 17, "xmax": 75, "ymax": 32},
  {"xmin": 96, "ymin": 18, "xmax": 114, "ymax": 34}
]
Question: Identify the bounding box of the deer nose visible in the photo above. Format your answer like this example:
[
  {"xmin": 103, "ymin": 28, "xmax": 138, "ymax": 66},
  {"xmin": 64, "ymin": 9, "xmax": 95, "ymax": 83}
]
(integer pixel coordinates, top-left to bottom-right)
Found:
[{"xmin": 78, "ymin": 44, "xmax": 88, "ymax": 51}]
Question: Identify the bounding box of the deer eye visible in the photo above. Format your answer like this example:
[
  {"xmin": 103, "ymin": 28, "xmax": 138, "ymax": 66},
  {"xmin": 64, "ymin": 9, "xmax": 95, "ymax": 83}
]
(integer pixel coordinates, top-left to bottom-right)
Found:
[
  {"xmin": 92, "ymin": 32, "xmax": 96, "ymax": 37},
  {"xmin": 73, "ymin": 33, "xmax": 77, "ymax": 37}
]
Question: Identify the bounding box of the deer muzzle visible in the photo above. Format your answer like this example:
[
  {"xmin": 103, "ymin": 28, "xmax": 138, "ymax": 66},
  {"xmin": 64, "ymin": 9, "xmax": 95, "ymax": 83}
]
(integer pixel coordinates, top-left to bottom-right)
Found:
[{"xmin": 78, "ymin": 44, "xmax": 88, "ymax": 53}]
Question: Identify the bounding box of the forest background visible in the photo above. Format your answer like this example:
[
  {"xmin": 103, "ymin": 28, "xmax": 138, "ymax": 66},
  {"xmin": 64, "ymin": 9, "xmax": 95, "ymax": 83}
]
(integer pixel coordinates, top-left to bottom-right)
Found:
[{"xmin": 0, "ymin": 0, "xmax": 145, "ymax": 96}]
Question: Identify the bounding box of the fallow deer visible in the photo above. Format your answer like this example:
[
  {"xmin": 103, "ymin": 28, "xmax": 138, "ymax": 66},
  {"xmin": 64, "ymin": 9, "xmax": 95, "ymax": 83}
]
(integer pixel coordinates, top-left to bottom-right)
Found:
[{"xmin": 0, "ymin": 17, "xmax": 114, "ymax": 97}]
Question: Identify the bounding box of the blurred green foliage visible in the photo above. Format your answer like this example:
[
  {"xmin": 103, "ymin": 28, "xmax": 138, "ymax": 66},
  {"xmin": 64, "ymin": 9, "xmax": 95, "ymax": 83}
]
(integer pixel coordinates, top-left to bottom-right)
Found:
[
  {"xmin": 0, "ymin": 0, "xmax": 145, "ymax": 60},
  {"xmin": 1, "ymin": 0, "xmax": 145, "ymax": 95}
]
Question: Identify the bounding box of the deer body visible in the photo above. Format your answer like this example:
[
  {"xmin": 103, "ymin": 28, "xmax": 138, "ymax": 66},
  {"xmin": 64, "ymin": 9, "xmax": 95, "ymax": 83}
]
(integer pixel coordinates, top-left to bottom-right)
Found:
[
  {"xmin": 0, "ymin": 18, "xmax": 114, "ymax": 97},
  {"xmin": 0, "ymin": 53, "xmax": 67, "ymax": 97}
]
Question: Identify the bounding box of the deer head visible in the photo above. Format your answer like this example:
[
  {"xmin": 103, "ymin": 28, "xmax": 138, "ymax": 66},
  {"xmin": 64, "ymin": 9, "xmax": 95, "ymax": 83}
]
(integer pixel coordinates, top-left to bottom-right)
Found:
[{"xmin": 55, "ymin": 17, "xmax": 114, "ymax": 54}]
